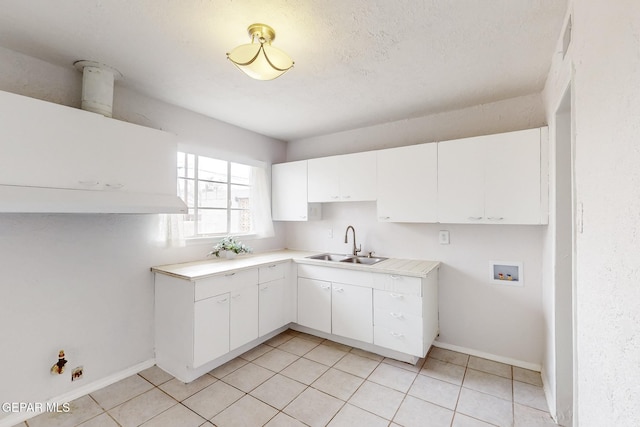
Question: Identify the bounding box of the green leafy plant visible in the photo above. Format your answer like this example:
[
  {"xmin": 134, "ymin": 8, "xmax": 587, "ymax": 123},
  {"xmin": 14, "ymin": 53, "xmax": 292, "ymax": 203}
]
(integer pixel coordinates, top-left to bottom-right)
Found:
[{"xmin": 209, "ymin": 236, "xmax": 252, "ymax": 257}]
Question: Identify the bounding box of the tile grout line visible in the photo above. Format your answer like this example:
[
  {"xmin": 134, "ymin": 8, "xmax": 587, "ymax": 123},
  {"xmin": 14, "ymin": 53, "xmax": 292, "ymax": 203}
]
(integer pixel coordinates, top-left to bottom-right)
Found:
[
  {"xmin": 35, "ymin": 333, "xmax": 550, "ymax": 427},
  {"xmin": 450, "ymin": 362, "xmax": 468, "ymax": 427}
]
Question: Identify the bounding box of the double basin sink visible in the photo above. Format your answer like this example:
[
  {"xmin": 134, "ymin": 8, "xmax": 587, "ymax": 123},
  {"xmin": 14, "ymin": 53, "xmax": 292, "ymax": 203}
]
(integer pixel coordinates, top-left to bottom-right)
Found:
[{"xmin": 306, "ymin": 253, "xmax": 388, "ymax": 265}]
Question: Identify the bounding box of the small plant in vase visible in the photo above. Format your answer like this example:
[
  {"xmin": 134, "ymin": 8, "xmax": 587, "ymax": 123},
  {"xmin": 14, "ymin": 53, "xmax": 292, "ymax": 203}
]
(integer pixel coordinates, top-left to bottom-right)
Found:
[{"xmin": 209, "ymin": 236, "xmax": 252, "ymax": 259}]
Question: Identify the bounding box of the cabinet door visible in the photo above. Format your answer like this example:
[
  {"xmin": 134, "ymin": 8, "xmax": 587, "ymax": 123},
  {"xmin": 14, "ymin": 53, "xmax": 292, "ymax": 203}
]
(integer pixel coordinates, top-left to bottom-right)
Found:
[
  {"xmin": 259, "ymin": 278, "xmax": 286, "ymax": 336},
  {"xmin": 340, "ymin": 151, "xmax": 377, "ymax": 201},
  {"xmin": 297, "ymin": 278, "xmax": 331, "ymax": 333},
  {"xmin": 332, "ymin": 283, "xmax": 373, "ymax": 343},
  {"xmin": 230, "ymin": 285, "xmax": 259, "ymax": 351},
  {"xmin": 308, "ymin": 156, "xmax": 341, "ymax": 202},
  {"xmin": 272, "ymin": 161, "xmax": 310, "ymax": 221},
  {"xmin": 377, "ymin": 144, "xmax": 437, "ymax": 222},
  {"xmin": 484, "ymin": 129, "xmax": 541, "ymax": 224},
  {"xmin": 0, "ymin": 89, "xmax": 177, "ymax": 195},
  {"xmin": 94, "ymin": 117, "xmax": 177, "ymax": 195},
  {"xmin": 437, "ymin": 136, "xmax": 486, "ymax": 223},
  {"xmin": 0, "ymin": 90, "xmax": 106, "ymax": 190},
  {"xmin": 193, "ymin": 294, "xmax": 230, "ymax": 367}
]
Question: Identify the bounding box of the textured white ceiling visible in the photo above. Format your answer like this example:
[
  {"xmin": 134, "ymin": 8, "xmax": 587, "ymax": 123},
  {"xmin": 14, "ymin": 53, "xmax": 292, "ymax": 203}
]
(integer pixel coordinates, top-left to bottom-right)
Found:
[{"xmin": 0, "ymin": 1, "xmax": 567, "ymax": 141}]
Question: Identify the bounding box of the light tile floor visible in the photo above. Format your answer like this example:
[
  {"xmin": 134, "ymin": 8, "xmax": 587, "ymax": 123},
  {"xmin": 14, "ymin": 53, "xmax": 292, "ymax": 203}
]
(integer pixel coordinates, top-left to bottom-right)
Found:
[{"xmin": 19, "ymin": 330, "xmax": 558, "ymax": 427}]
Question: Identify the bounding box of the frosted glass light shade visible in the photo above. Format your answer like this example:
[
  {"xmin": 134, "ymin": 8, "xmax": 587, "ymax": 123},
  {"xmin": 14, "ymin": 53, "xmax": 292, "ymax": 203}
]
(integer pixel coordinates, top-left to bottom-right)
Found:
[{"xmin": 226, "ymin": 23, "xmax": 294, "ymax": 81}]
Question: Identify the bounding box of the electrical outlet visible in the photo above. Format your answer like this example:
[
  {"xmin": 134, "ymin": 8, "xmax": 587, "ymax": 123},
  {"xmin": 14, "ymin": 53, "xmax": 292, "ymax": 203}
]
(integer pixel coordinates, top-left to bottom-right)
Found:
[
  {"xmin": 439, "ymin": 230, "xmax": 450, "ymax": 245},
  {"xmin": 71, "ymin": 366, "xmax": 83, "ymax": 381},
  {"xmin": 327, "ymin": 228, "xmax": 333, "ymax": 238}
]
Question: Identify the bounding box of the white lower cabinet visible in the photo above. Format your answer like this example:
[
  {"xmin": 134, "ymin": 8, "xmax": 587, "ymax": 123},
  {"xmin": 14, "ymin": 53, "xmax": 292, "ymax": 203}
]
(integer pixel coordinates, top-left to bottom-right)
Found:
[
  {"xmin": 194, "ymin": 294, "xmax": 230, "ymax": 367},
  {"xmin": 230, "ymin": 286, "xmax": 259, "ymax": 351},
  {"xmin": 155, "ymin": 265, "xmax": 279, "ymax": 382},
  {"xmin": 297, "ymin": 264, "xmax": 438, "ymax": 358},
  {"xmin": 373, "ymin": 290, "xmax": 423, "ymax": 356},
  {"xmin": 297, "ymin": 278, "xmax": 332, "ymax": 334},
  {"xmin": 155, "ymin": 257, "xmax": 438, "ymax": 383},
  {"xmin": 259, "ymin": 278, "xmax": 286, "ymax": 336},
  {"xmin": 332, "ymin": 283, "xmax": 373, "ymax": 343}
]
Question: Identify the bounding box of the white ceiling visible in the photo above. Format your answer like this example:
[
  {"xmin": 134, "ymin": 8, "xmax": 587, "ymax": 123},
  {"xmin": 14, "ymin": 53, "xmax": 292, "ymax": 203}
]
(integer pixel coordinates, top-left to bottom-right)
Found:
[{"xmin": 0, "ymin": 1, "xmax": 567, "ymax": 141}]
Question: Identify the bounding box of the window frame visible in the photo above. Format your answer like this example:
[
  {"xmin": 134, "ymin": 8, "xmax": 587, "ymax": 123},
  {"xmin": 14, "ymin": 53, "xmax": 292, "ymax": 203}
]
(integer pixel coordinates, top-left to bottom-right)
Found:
[{"xmin": 177, "ymin": 151, "xmax": 254, "ymax": 239}]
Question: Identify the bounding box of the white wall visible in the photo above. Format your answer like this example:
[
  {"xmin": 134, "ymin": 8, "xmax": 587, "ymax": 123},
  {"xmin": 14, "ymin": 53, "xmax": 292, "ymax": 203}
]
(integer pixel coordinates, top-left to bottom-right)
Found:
[
  {"xmin": 0, "ymin": 47, "xmax": 286, "ymax": 421},
  {"xmin": 286, "ymin": 93, "xmax": 546, "ymax": 161},
  {"xmin": 557, "ymin": 0, "xmax": 640, "ymax": 425},
  {"xmin": 285, "ymin": 96, "xmax": 548, "ymax": 367}
]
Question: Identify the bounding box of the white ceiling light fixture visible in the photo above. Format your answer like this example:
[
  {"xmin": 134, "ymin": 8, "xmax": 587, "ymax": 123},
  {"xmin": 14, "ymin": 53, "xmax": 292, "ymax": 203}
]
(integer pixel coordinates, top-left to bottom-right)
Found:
[{"xmin": 226, "ymin": 23, "xmax": 294, "ymax": 80}]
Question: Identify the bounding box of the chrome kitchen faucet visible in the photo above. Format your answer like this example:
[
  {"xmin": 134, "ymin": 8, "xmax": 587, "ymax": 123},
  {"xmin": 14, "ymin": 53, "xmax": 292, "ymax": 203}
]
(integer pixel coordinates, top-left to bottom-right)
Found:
[{"xmin": 344, "ymin": 225, "xmax": 362, "ymax": 256}]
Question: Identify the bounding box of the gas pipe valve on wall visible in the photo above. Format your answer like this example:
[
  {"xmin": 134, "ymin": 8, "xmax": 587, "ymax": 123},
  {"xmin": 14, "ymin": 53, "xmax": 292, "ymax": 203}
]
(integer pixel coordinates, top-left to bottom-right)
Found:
[{"xmin": 50, "ymin": 350, "xmax": 67, "ymax": 375}]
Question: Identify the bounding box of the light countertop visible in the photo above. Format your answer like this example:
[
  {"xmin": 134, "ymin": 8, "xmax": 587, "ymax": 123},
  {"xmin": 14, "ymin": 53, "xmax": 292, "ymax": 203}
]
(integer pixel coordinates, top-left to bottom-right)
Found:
[{"xmin": 152, "ymin": 249, "xmax": 440, "ymax": 280}]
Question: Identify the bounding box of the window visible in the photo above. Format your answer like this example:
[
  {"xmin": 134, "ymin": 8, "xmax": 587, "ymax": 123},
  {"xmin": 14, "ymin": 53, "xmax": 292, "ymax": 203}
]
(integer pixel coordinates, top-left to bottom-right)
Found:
[{"xmin": 177, "ymin": 152, "xmax": 254, "ymax": 238}]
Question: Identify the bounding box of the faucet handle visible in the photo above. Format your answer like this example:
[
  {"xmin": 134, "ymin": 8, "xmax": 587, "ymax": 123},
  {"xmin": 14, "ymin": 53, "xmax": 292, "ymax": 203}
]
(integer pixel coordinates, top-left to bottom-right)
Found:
[
  {"xmin": 355, "ymin": 244, "xmax": 362, "ymax": 255},
  {"xmin": 367, "ymin": 251, "xmax": 375, "ymax": 258}
]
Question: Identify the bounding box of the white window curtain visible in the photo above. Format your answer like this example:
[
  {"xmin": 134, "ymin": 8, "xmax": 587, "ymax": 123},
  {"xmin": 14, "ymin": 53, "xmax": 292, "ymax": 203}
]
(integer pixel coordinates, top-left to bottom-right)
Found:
[
  {"xmin": 250, "ymin": 166, "xmax": 275, "ymax": 238},
  {"xmin": 157, "ymin": 214, "xmax": 186, "ymax": 248}
]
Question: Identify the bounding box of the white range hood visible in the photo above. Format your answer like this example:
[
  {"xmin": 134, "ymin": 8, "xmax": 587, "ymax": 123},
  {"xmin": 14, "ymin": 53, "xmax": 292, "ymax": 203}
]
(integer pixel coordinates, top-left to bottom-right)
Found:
[{"xmin": 0, "ymin": 71, "xmax": 186, "ymax": 214}]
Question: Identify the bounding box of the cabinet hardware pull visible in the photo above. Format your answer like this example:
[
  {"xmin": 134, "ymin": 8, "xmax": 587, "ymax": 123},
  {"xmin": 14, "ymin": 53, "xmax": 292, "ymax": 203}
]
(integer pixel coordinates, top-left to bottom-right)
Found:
[
  {"xmin": 379, "ymin": 216, "xmax": 390, "ymax": 220},
  {"xmin": 390, "ymin": 293, "xmax": 403, "ymax": 299},
  {"xmin": 217, "ymin": 298, "xmax": 228, "ymax": 303},
  {"xmin": 331, "ymin": 195, "xmax": 340, "ymax": 199},
  {"xmin": 390, "ymin": 275, "xmax": 400, "ymax": 280},
  {"xmin": 343, "ymin": 195, "xmax": 351, "ymax": 199},
  {"xmin": 300, "ymin": 216, "xmax": 307, "ymax": 219},
  {"xmin": 320, "ymin": 284, "xmax": 331, "ymax": 290},
  {"xmin": 231, "ymin": 294, "xmax": 240, "ymax": 299},
  {"xmin": 268, "ymin": 264, "xmax": 277, "ymax": 268},
  {"xmin": 468, "ymin": 216, "xmax": 483, "ymax": 220},
  {"xmin": 260, "ymin": 286, "xmax": 269, "ymax": 291},
  {"xmin": 105, "ymin": 183, "xmax": 124, "ymax": 189},
  {"xmin": 389, "ymin": 312, "xmax": 404, "ymax": 319},
  {"xmin": 390, "ymin": 331, "xmax": 404, "ymax": 338},
  {"xmin": 334, "ymin": 287, "xmax": 344, "ymax": 293},
  {"xmin": 225, "ymin": 272, "xmax": 236, "ymax": 277},
  {"xmin": 78, "ymin": 180, "xmax": 100, "ymax": 186},
  {"xmin": 487, "ymin": 216, "xmax": 504, "ymax": 220}
]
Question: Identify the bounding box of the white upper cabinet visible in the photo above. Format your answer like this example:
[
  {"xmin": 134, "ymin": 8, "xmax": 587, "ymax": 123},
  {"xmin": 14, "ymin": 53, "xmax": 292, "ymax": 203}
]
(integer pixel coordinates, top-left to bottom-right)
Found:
[
  {"xmin": 437, "ymin": 136, "xmax": 486, "ymax": 223},
  {"xmin": 438, "ymin": 128, "xmax": 547, "ymax": 225},
  {"xmin": 307, "ymin": 151, "xmax": 377, "ymax": 202},
  {"xmin": 484, "ymin": 130, "xmax": 544, "ymax": 224},
  {"xmin": 272, "ymin": 160, "xmax": 321, "ymax": 221},
  {"xmin": 0, "ymin": 89, "xmax": 185, "ymax": 213},
  {"xmin": 377, "ymin": 143, "xmax": 438, "ymax": 222}
]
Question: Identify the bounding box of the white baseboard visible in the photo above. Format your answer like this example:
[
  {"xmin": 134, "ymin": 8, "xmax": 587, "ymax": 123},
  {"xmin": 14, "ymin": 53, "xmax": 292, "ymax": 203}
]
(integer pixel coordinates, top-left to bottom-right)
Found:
[
  {"xmin": 0, "ymin": 359, "xmax": 155, "ymax": 427},
  {"xmin": 433, "ymin": 340, "xmax": 542, "ymax": 372}
]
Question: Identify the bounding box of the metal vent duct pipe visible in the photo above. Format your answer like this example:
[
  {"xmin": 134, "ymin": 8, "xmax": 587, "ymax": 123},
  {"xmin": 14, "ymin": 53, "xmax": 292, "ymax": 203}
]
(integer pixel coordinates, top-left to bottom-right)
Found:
[{"xmin": 73, "ymin": 60, "xmax": 122, "ymax": 118}]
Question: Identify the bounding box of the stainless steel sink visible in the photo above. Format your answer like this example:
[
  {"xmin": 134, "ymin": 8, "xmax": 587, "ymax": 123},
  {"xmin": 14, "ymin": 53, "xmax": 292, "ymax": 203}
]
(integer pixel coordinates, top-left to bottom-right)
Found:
[
  {"xmin": 340, "ymin": 256, "xmax": 388, "ymax": 265},
  {"xmin": 306, "ymin": 253, "xmax": 387, "ymax": 265},
  {"xmin": 307, "ymin": 253, "xmax": 352, "ymax": 262}
]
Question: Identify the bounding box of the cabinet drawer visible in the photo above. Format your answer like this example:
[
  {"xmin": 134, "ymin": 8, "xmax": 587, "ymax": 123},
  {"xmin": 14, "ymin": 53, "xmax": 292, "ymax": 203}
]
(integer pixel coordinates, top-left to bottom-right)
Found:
[
  {"xmin": 372, "ymin": 273, "xmax": 422, "ymax": 296},
  {"xmin": 374, "ymin": 309, "xmax": 422, "ymax": 334},
  {"xmin": 374, "ymin": 325, "xmax": 423, "ymax": 357},
  {"xmin": 374, "ymin": 290, "xmax": 422, "ymax": 317},
  {"xmin": 298, "ymin": 264, "xmax": 373, "ymax": 287},
  {"xmin": 195, "ymin": 268, "xmax": 259, "ymax": 301},
  {"xmin": 374, "ymin": 309, "xmax": 423, "ymax": 356},
  {"xmin": 259, "ymin": 263, "xmax": 286, "ymax": 283}
]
